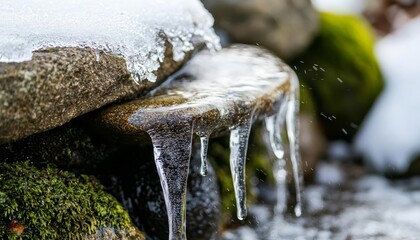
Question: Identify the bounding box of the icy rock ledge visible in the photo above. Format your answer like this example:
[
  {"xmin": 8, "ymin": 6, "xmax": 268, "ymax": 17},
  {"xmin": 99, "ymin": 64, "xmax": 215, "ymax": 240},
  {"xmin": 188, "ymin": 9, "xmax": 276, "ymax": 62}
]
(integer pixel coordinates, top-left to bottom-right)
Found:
[
  {"xmin": 93, "ymin": 45, "xmax": 303, "ymax": 240},
  {"xmin": 0, "ymin": 0, "xmax": 220, "ymax": 143},
  {"xmin": 0, "ymin": 0, "xmax": 220, "ymax": 83}
]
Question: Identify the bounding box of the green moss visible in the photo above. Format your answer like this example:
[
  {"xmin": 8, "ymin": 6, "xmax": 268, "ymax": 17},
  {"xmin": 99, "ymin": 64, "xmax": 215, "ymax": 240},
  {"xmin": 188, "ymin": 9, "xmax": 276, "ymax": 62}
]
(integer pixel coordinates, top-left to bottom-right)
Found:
[
  {"xmin": 291, "ymin": 12, "xmax": 383, "ymax": 140},
  {"xmin": 0, "ymin": 162, "xmax": 144, "ymax": 240}
]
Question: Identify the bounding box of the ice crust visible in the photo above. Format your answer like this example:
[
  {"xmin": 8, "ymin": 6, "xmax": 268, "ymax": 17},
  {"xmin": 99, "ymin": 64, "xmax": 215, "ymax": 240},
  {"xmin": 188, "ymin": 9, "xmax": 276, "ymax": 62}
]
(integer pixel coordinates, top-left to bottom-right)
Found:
[{"xmin": 0, "ymin": 0, "xmax": 220, "ymax": 83}]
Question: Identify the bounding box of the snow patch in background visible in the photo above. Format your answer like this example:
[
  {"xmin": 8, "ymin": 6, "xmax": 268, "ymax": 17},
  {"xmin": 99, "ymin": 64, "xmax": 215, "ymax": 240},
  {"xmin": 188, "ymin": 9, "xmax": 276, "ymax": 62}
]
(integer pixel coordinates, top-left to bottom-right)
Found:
[
  {"xmin": 311, "ymin": 0, "xmax": 365, "ymax": 14},
  {"xmin": 221, "ymin": 172, "xmax": 420, "ymax": 239},
  {"xmin": 315, "ymin": 162, "xmax": 344, "ymax": 185},
  {"xmin": 0, "ymin": 0, "xmax": 220, "ymax": 83},
  {"xmin": 354, "ymin": 16, "xmax": 420, "ymax": 173}
]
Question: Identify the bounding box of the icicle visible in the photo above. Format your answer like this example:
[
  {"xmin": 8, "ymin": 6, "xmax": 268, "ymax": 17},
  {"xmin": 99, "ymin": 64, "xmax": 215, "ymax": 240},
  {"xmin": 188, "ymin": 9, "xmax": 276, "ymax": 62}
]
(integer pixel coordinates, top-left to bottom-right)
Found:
[
  {"xmin": 265, "ymin": 100, "xmax": 289, "ymax": 160},
  {"xmin": 94, "ymin": 49, "xmax": 101, "ymax": 62},
  {"xmin": 286, "ymin": 76, "xmax": 303, "ymax": 217},
  {"xmin": 265, "ymin": 100, "xmax": 289, "ymax": 214},
  {"xmin": 199, "ymin": 136, "xmax": 209, "ymax": 176},
  {"xmin": 147, "ymin": 123, "xmax": 193, "ymax": 240},
  {"xmin": 274, "ymin": 160, "xmax": 288, "ymax": 214},
  {"xmin": 229, "ymin": 116, "xmax": 253, "ymax": 220}
]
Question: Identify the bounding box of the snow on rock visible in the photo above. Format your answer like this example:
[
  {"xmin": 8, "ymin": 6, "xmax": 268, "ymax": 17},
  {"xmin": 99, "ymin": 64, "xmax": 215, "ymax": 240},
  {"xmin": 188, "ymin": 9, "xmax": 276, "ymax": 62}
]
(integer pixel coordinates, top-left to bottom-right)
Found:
[
  {"xmin": 311, "ymin": 0, "xmax": 365, "ymax": 14},
  {"xmin": 0, "ymin": 0, "xmax": 220, "ymax": 83},
  {"xmin": 354, "ymin": 16, "xmax": 420, "ymax": 173}
]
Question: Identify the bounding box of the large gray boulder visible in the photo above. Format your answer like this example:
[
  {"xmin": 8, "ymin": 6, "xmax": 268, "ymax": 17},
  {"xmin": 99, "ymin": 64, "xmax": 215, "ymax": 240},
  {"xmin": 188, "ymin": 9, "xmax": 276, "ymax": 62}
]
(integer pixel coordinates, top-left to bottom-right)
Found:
[
  {"xmin": 202, "ymin": 0, "xmax": 319, "ymax": 60},
  {"xmin": 0, "ymin": 45, "xmax": 189, "ymax": 144}
]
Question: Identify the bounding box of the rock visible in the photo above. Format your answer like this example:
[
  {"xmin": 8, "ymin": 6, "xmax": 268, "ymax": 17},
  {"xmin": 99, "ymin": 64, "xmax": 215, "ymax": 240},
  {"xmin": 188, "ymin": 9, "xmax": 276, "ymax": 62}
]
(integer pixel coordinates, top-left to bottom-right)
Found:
[
  {"xmin": 97, "ymin": 144, "xmax": 221, "ymax": 240},
  {"xmin": 291, "ymin": 12, "xmax": 384, "ymax": 141},
  {"xmin": 0, "ymin": 45, "xmax": 189, "ymax": 144},
  {"xmin": 0, "ymin": 124, "xmax": 114, "ymax": 171},
  {"xmin": 0, "ymin": 162, "xmax": 144, "ymax": 240},
  {"xmin": 202, "ymin": 0, "xmax": 319, "ymax": 60},
  {"xmin": 0, "ymin": 0, "xmax": 221, "ymax": 144}
]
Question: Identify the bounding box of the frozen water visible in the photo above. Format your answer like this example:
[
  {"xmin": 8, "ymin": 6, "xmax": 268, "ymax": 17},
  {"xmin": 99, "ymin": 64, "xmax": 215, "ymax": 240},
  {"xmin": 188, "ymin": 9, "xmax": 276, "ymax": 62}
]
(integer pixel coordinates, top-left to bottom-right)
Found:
[
  {"xmin": 147, "ymin": 124, "xmax": 193, "ymax": 240},
  {"xmin": 355, "ymin": 16, "xmax": 420, "ymax": 173},
  {"xmin": 264, "ymin": 77, "xmax": 304, "ymax": 217},
  {"xmin": 0, "ymin": 0, "xmax": 220, "ymax": 83},
  {"xmin": 264, "ymin": 100, "xmax": 289, "ymax": 214},
  {"xmin": 124, "ymin": 45, "xmax": 299, "ymax": 239},
  {"xmin": 229, "ymin": 116, "xmax": 254, "ymax": 220},
  {"xmin": 286, "ymin": 75, "xmax": 304, "ymax": 217},
  {"xmin": 199, "ymin": 136, "xmax": 209, "ymax": 176},
  {"xmin": 264, "ymin": 101, "xmax": 288, "ymax": 161}
]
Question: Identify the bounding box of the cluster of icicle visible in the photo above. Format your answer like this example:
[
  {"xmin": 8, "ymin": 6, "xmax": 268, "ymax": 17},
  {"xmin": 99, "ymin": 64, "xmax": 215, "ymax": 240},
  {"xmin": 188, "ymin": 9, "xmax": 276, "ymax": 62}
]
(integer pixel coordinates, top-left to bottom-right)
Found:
[
  {"xmin": 0, "ymin": 0, "xmax": 220, "ymax": 83},
  {"xmin": 128, "ymin": 46, "xmax": 303, "ymax": 240}
]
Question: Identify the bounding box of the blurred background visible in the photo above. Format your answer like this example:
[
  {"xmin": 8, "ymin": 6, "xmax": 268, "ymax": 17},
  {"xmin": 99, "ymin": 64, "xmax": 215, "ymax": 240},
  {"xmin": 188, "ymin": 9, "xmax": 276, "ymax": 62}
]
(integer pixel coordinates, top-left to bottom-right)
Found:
[
  {"xmin": 202, "ymin": 0, "xmax": 420, "ymax": 177},
  {"xmin": 201, "ymin": 0, "xmax": 420, "ymax": 239}
]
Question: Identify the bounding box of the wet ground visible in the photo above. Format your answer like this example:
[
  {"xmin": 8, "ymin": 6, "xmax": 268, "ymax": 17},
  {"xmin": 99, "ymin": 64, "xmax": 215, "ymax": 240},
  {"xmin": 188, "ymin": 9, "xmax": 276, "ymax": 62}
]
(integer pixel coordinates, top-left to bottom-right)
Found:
[{"xmin": 222, "ymin": 163, "xmax": 420, "ymax": 240}]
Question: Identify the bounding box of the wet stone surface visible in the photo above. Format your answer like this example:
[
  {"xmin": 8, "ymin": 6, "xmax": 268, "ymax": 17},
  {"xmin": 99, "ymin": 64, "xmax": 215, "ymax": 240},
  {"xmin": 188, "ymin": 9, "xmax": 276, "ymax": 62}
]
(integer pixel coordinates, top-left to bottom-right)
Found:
[{"xmin": 0, "ymin": 45, "xmax": 190, "ymax": 144}]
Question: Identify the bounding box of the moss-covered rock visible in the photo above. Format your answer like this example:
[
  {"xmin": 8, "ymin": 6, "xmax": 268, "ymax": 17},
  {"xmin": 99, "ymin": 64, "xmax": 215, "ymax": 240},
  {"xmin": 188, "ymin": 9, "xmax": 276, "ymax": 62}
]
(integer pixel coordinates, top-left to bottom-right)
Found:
[
  {"xmin": 291, "ymin": 12, "xmax": 383, "ymax": 140},
  {"xmin": 0, "ymin": 162, "xmax": 144, "ymax": 240}
]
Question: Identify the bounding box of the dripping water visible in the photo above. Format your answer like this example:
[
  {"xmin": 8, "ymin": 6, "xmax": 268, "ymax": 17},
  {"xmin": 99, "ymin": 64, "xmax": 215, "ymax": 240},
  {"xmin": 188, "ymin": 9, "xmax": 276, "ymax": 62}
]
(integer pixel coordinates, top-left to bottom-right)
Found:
[
  {"xmin": 286, "ymin": 76, "xmax": 303, "ymax": 217},
  {"xmin": 264, "ymin": 74, "xmax": 303, "ymax": 217},
  {"xmin": 229, "ymin": 115, "xmax": 254, "ymax": 220},
  {"xmin": 265, "ymin": 99, "xmax": 289, "ymax": 214},
  {"xmin": 265, "ymin": 97, "xmax": 288, "ymax": 160}
]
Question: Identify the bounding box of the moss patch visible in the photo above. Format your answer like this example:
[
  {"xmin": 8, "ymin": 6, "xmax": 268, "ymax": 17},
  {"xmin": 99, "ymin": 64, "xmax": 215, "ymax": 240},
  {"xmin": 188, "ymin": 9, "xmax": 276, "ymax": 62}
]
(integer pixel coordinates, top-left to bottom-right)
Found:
[
  {"xmin": 291, "ymin": 12, "xmax": 383, "ymax": 140},
  {"xmin": 0, "ymin": 162, "xmax": 144, "ymax": 240}
]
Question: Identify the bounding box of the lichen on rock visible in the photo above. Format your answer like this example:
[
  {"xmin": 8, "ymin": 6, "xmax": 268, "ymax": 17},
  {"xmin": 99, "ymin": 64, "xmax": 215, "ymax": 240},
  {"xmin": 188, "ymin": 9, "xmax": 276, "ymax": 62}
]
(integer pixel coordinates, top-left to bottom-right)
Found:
[{"xmin": 0, "ymin": 162, "xmax": 144, "ymax": 240}]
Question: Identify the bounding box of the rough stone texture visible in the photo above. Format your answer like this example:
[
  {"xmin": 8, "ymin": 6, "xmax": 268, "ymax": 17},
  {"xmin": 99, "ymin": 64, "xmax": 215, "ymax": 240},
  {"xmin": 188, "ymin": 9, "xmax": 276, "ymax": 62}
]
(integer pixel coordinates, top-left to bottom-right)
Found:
[
  {"xmin": 96, "ymin": 144, "xmax": 221, "ymax": 240},
  {"xmin": 0, "ymin": 44, "xmax": 189, "ymax": 144},
  {"xmin": 0, "ymin": 124, "xmax": 114, "ymax": 172},
  {"xmin": 202, "ymin": 0, "xmax": 319, "ymax": 60}
]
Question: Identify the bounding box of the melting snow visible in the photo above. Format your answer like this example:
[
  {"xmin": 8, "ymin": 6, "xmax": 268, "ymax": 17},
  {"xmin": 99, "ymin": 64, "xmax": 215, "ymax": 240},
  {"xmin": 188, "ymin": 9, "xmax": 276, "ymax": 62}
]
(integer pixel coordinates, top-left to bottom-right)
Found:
[
  {"xmin": 222, "ymin": 167, "xmax": 420, "ymax": 240},
  {"xmin": 0, "ymin": 0, "xmax": 220, "ymax": 83},
  {"xmin": 311, "ymin": 0, "xmax": 365, "ymax": 14},
  {"xmin": 355, "ymin": 16, "xmax": 420, "ymax": 173}
]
